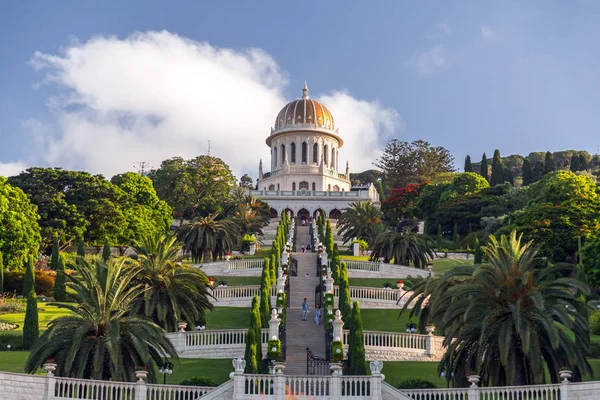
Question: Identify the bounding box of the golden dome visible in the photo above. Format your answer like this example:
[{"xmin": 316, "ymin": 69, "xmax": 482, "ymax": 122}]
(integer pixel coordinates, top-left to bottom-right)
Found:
[{"xmin": 273, "ymin": 82, "xmax": 335, "ymax": 133}]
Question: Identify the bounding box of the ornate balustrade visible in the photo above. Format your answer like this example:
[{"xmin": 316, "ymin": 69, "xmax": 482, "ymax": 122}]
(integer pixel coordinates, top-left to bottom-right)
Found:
[
  {"xmin": 165, "ymin": 328, "xmax": 269, "ymax": 358},
  {"xmin": 146, "ymin": 382, "xmax": 217, "ymax": 399},
  {"xmin": 228, "ymin": 259, "xmax": 264, "ymax": 270},
  {"xmin": 54, "ymin": 376, "xmax": 137, "ymax": 399},
  {"xmin": 339, "ymin": 259, "xmax": 431, "ymax": 279},
  {"xmin": 343, "ymin": 260, "xmax": 381, "ymax": 272},
  {"xmin": 342, "ymin": 330, "xmax": 445, "ymax": 361},
  {"xmin": 210, "ymin": 285, "xmax": 277, "ymax": 302},
  {"xmin": 402, "ymin": 382, "xmax": 563, "ymax": 400}
]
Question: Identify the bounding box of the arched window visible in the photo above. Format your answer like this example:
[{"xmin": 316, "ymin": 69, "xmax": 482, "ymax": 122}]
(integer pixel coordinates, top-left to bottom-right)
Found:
[
  {"xmin": 273, "ymin": 147, "xmax": 278, "ymax": 167},
  {"xmin": 302, "ymin": 142, "xmax": 307, "ymax": 163},
  {"xmin": 328, "ymin": 184, "xmax": 331, "ymax": 191},
  {"xmin": 281, "ymin": 144, "xmax": 286, "ymax": 164},
  {"xmin": 299, "ymin": 181, "xmax": 309, "ymax": 190},
  {"xmin": 331, "ymin": 147, "xmax": 335, "ymax": 168},
  {"xmin": 313, "ymin": 143, "xmax": 318, "ymax": 163},
  {"xmin": 268, "ymin": 184, "xmax": 275, "ymax": 190},
  {"xmin": 292, "ymin": 182, "xmax": 296, "ymax": 191},
  {"xmin": 333, "ymin": 185, "xmax": 340, "ymax": 192},
  {"xmin": 312, "ymin": 182, "xmax": 316, "ymax": 191},
  {"xmin": 291, "ymin": 143, "xmax": 296, "ymax": 163},
  {"xmin": 324, "ymin": 145, "xmax": 328, "ymax": 166}
]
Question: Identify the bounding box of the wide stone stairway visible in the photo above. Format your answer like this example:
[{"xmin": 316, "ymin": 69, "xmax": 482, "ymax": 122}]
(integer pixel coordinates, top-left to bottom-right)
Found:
[{"xmin": 284, "ymin": 225, "xmax": 326, "ymax": 375}]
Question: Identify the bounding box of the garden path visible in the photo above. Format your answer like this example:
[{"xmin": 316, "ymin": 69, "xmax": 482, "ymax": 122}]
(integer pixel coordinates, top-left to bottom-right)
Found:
[{"xmin": 284, "ymin": 226, "xmax": 326, "ymax": 375}]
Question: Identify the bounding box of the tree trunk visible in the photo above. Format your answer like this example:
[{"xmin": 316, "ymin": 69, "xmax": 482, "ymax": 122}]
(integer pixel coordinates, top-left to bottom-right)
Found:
[{"xmin": 203, "ymin": 247, "xmax": 212, "ymax": 263}]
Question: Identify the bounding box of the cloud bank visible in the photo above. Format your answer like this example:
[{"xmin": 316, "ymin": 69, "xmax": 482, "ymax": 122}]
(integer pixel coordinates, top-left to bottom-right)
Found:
[{"xmin": 20, "ymin": 30, "xmax": 401, "ymax": 178}]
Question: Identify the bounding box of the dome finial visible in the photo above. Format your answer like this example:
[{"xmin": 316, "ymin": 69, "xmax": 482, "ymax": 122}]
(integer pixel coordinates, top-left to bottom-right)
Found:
[{"xmin": 302, "ymin": 81, "xmax": 309, "ymax": 99}]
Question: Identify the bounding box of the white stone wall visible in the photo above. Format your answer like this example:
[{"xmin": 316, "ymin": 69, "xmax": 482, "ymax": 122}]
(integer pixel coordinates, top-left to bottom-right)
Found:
[{"xmin": 0, "ymin": 372, "xmax": 48, "ymax": 400}]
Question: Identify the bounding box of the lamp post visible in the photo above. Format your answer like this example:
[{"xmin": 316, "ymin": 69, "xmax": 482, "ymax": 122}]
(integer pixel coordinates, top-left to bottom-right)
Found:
[{"xmin": 158, "ymin": 359, "xmax": 173, "ymax": 384}]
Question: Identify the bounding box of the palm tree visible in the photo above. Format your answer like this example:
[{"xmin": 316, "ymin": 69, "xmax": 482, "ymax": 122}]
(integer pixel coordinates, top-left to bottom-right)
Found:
[
  {"xmin": 337, "ymin": 201, "xmax": 384, "ymax": 245},
  {"xmin": 25, "ymin": 258, "xmax": 177, "ymax": 382},
  {"xmin": 370, "ymin": 230, "xmax": 435, "ymax": 268},
  {"xmin": 131, "ymin": 232, "xmax": 214, "ymax": 332},
  {"xmin": 177, "ymin": 212, "xmax": 238, "ymax": 262},
  {"xmin": 401, "ymin": 231, "xmax": 591, "ymax": 386}
]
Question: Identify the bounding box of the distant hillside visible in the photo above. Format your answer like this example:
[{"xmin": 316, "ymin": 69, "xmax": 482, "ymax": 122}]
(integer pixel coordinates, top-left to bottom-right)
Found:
[
  {"xmin": 471, "ymin": 150, "xmax": 596, "ymax": 176},
  {"xmin": 350, "ymin": 169, "xmax": 382, "ymax": 185}
]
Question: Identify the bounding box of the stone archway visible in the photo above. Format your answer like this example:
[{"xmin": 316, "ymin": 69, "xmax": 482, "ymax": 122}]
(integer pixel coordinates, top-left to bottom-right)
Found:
[
  {"xmin": 283, "ymin": 208, "xmax": 294, "ymax": 219},
  {"xmin": 329, "ymin": 208, "xmax": 342, "ymax": 219},
  {"xmin": 270, "ymin": 207, "xmax": 279, "ymax": 219},
  {"xmin": 297, "ymin": 208, "xmax": 310, "ymax": 226},
  {"xmin": 313, "ymin": 208, "xmax": 325, "ymax": 219}
]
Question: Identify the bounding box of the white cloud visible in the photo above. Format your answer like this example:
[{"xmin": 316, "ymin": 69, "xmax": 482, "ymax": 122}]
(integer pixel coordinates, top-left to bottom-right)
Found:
[
  {"xmin": 408, "ymin": 45, "xmax": 448, "ymax": 77},
  {"xmin": 480, "ymin": 25, "xmax": 495, "ymax": 40},
  {"xmin": 436, "ymin": 22, "xmax": 452, "ymax": 36},
  {"xmin": 23, "ymin": 30, "xmax": 401, "ymax": 178},
  {"xmin": 0, "ymin": 161, "xmax": 27, "ymax": 178}
]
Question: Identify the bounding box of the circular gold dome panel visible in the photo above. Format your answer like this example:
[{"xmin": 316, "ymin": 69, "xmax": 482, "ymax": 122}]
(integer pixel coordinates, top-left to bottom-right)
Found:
[{"xmin": 273, "ymin": 83, "xmax": 335, "ymax": 133}]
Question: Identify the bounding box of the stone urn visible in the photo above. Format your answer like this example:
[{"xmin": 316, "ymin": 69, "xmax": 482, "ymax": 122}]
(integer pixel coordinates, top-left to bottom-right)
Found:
[
  {"xmin": 274, "ymin": 362, "xmax": 286, "ymax": 375},
  {"xmin": 330, "ymin": 362, "xmax": 343, "ymax": 376},
  {"xmin": 135, "ymin": 370, "xmax": 148, "ymax": 382},
  {"xmin": 178, "ymin": 322, "xmax": 188, "ymax": 332},
  {"xmin": 560, "ymin": 370, "xmax": 573, "ymax": 383},
  {"xmin": 425, "ymin": 325, "xmax": 435, "ymax": 335},
  {"xmin": 43, "ymin": 362, "xmax": 57, "ymax": 376},
  {"xmin": 468, "ymin": 374, "xmax": 480, "ymax": 388},
  {"xmin": 225, "ymin": 254, "xmax": 231, "ymax": 261}
]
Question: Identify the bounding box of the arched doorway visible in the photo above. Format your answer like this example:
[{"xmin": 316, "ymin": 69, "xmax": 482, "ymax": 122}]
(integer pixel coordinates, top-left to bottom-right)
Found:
[
  {"xmin": 297, "ymin": 208, "xmax": 310, "ymax": 226},
  {"xmin": 329, "ymin": 209, "xmax": 342, "ymax": 219},
  {"xmin": 313, "ymin": 209, "xmax": 325, "ymax": 219},
  {"xmin": 270, "ymin": 207, "xmax": 279, "ymax": 219},
  {"xmin": 283, "ymin": 208, "xmax": 294, "ymax": 219}
]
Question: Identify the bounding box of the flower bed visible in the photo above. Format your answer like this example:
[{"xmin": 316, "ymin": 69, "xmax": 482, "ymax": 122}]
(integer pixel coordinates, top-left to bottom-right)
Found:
[{"xmin": 0, "ymin": 322, "xmax": 18, "ymax": 331}]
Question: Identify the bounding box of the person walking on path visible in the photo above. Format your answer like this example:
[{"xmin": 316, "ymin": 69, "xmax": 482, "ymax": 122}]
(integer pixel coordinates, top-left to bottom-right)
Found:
[
  {"xmin": 314, "ymin": 305, "xmax": 322, "ymax": 326},
  {"xmin": 301, "ymin": 298, "xmax": 309, "ymax": 321}
]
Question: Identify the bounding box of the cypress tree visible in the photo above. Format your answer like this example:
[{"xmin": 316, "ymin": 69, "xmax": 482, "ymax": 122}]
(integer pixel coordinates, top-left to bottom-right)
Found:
[
  {"xmin": 338, "ymin": 262, "xmax": 351, "ymax": 324},
  {"xmin": 504, "ymin": 167, "xmax": 514, "ymax": 186},
  {"xmin": 22, "ymin": 288, "xmax": 39, "ymax": 349},
  {"xmin": 50, "ymin": 234, "xmax": 59, "ymax": 270},
  {"xmin": 578, "ymin": 154, "xmax": 588, "ymax": 171},
  {"xmin": 466, "ymin": 223, "xmax": 473, "ymax": 250},
  {"xmin": 23, "ymin": 256, "xmax": 35, "ymax": 297},
  {"xmin": 570, "ymin": 154, "xmax": 579, "ymax": 172},
  {"xmin": 259, "ymin": 266, "xmax": 272, "ymax": 327},
  {"xmin": 453, "ymin": 223, "xmax": 460, "ymax": 249},
  {"xmin": 436, "ymin": 224, "xmax": 442, "ymax": 250},
  {"xmin": 522, "ymin": 158, "xmax": 533, "ymax": 186},
  {"xmin": 464, "ymin": 155, "xmax": 473, "ymax": 172},
  {"xmin": 0, "ymin": 252, "xmax": 3, "ymax": 295},
  {"xmin": 244, "ymin": 296, "xmax": 262, "ymax": 373},
  {"xmin": 480, "ymin": 153, "xmax": 488, "ymax": 181},
  {"xmin": 474, "ymin": 238, "xmax": 483, "ymax": 265},
  {"xmin": 77, "ymin": 236, "xmax": 85, "ymax": 257},
  {"xmin": 532, "ymin": 160, "xmax": 545, "ymax": 183},
  {"xmin": 244, "ymin": 327, "xmax": 259, "ymax": 374},
  {"xmin": 346, "ymin": 301, "xmax": 367, "ymax": 375},
  {"xmin": 53, "ymin": 254, "xmax": 67, "ymax": 302},
  {"xmin": 544, "ymin": 151, "xmax": 556, "ymax": 174},
  {"xmin": 326, "ymin": 221, "xmax": 335, "ymax": 256},
  {"xmin": 332, "ymin": 244, "xmax": 340, "ymax": 283},
  {"xmin": 102, "ymin": 239, "xmax": 111, "ymax": 262},
  {"xmin": 490, "ymin": 149, "xmax": 503, "ymax": 186}
]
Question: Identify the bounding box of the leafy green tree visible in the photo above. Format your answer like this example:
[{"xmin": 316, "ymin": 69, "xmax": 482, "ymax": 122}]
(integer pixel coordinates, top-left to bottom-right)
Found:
[
  {"xmin": 403, "ymin": 231, "xmax": 591, "ymax": 386},
  {"xmin": 480, "ymin": 153, "xmax": 488, "ymax": 181},
  {"xmin": 177, "ymin": 213, "xmax": 238, "ymax": 263},
  {"xmin": 375, "ymin": 139, "xmax": 455, "ymax": 187},
  {"xmin": 239, "ymin": 174, "xmax": 255, "ymax": 189},
  {"xmin": 522, "ymin": 158, "xmax": 533, "ymax": 186},
  {"xmin": 77, "ymin": 236, "xmax": 85, "ymax": 257},
  {"xmin": 0, "ymin": 252, "xmax": 3, "ymax": 294},
  {"xmin": 453, "ymin": 223, "xmax": 460, "ymax": 249},
  {"xmin": 25, "ymin": 258, "xmax": 178, "ymax": 381},
  {"xmin": 338, "ymin": 262, "xmax": 351, "ymax": 323},
  {"xmin": 503, "ymin": 167, "xmax": 514, "ymax": 186},
  {"xmin": 53, "ymin": 255, "xmax": 67, "ymax": 302},
  {"xmin": 0, "ymin": 177, "xmax": 41, "ymax": 271},
  {"xmin": 22, "ymin": 288, "xmax": 39, "ymax": 349},
  {"xmin": 371, "ymin": 231, "xmax": 435, "ymax": 268},
  {"xmin": 148, "ymin": 156, "xmax": 236, "ymax": 218},
  {"xmin": 50, "ymin": 235, "xmax": 59, "ymax": 270},
  {"xmin": 490, "ymin": 150, "xmax": 504, "ymax": 186},
  {"xmin": 436, "ymin": 224, "xmax": 442, "ymax": 250},
  {"xmin": 23, "ymin": 256, "xmax": 35, "ymax": 297},
  {"xmin": 244, "ymin": 296, "xmax": 262, "ymax": 373},
  {"xmin": 131, "ymin": 232, "xmax": 213, "ymax": 331},
  {"xmin": 474, "ymin": 238, "xmax": 483, "ymax": 264},
  {"xmin": 578, "ymin": 153, "xmax": 588, "ymax": 171},
  {"xmin": 544, "ymin": 151, "xmax": 556, "ymax": 174},
  {"xmin": 532, "ymin": 160, "xmax": 545, "ymax": 183},
  {"xmin": 569, "ymin": 154, "xmax": 580, "ymax": 172},
  {"xmin": 346, "ymin": 301, "xmax": 367, "ymax": 375},
  {"xmin": 464, "ymin": 155, "xmax": 473, "ymax": 173},
  {"xmin": 337, "ymin": 201, "xmax": 384, "ymax": 245},
  {"xmin": 581, "ymin": 234, "xmax": 600, "ymax": 288},
  {"xmin": 102, "ymin": 239, "xmax": 111, "ymax": 262}
]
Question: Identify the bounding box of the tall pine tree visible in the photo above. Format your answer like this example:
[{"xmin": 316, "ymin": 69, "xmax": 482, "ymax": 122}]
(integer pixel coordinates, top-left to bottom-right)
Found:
[
  {"xmin": 544, "ymin": 151, "xmax": 556, "ymax": 174},
  {"xmin": 522, "ymin": 158, "xmax": 533, "ymax": 186},
  {"xmin": 532, "ymin": 160, "xmax": 545, "ymax": 183},
  {"xmin": 77, "ymin": 236, "xmax": 85, "ymax": 257},
  {"xmin": 102, "ymin": 239, "xmax": 111, "ymax": 262},
  {"xmin": 23, "ymin": 256, "xmax": 35, "ymax": 297},
  {"xmin": 338, "ymin": 262, "xmax": 351, "ymax": 324},
  {"xmin": 490, "ymin": 149, "xmax": 503, "ymax": 186},
  {"xmin": 346, "ymin": 301, "xmax": 367, "ymax": 375},
  {"xmin": 259, "ymin": 264, "xmax": 272, "ymax": 327},
  {"xmin": 53, "ymin": 254, "xmax": 67, "ymax": 302},
  {"xmin": 436, "ymin": 224, "xmax": 443, "ymax": 250},
  {"xmin": 570, "ymin": 154, "xmax": 580, "ymax": 172},
  {"xmin": 480, "ymin": 153, "xmax": 488, "ymax": 181},
  {"xmin": 504, "ymin": 167, "xmax": 514, "ymax": 186},
  {"xmin": 22, "ymin": 288, "xmax": 39, "ymax": 349},
  {"xmin": 464, "ymin": 155, "xmax": 473, "ymax": 172},
  {"xmin": 50, "ymin": 235, "xmax": 59, "ymax": 270},
  {"xmin": 244, "ymin": 296, "xmax": 262, "ymax": 373},
  {"xmin": 453, "ymin": 223, "xmax": 460, "ymax": 249},
  {"xmin": 474, "ymin": 238, "xmax": 483, "ymax": 264},
  {"xmin": 578, "ymin": 154, "xmax": 588, "ymax": 171}
]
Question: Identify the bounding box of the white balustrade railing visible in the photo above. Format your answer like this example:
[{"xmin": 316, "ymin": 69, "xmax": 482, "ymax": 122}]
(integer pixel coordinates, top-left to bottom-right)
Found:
[
  {"xmin": 342, "ymin": 260, "xmax": 381, "ymax": 272},
  {"xmin": 54, "ymin": 376, "xmax": 137, "ymax": 399},
  {"xmin": 146, "ymin": 383, "xmax": 215, "ymax": 399},
  {"xmin": 286, "ymin": 376, "xmax": 331, "ymax": 397},
  {"xmin": 180, "ymin": 328, "xmax": 269, "ymax": 348},
  {"xmin": 228, "ymin": 259, "xmax": 264, "ymax": 270},
  {"xmin": 211, "ymin": 285, "xmax": 276, "ymax": 300},
  {"xmin": 479, "ymin": 383, "xmax": 561, "ymax": 399},
  {"xmin": 343, "ymin": 330, "xmax": 428, "ymax": 352},
  {"xmin": 402, "ymin": 388, "xmax": 469, "ymax": 400},
  {"xmin": 333, "ymin": 285, "xmax": 401, "ymax": 302},
  {"xmin": 340, "ymin": 376, "xmax": 372, "ymax": 398},
  {"xmin": 340, "ymin": 259, "xmax": 431, "ymax": 278},
  {"xmin": 240, "ymin": 374, "xmax": 275, "ymax": 396}
]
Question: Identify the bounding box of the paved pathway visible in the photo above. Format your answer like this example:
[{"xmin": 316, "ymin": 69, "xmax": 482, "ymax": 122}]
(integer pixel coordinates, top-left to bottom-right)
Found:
[{"xmin": 284, "ymin": 226, "xmax": 326, "ymax": 375}]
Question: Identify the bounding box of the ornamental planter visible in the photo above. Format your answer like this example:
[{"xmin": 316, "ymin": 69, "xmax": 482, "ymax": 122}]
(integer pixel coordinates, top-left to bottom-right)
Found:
[
  {"xmin": 135, "ymin": 370, "xmax": 148, "ymax": 382},
  {"xmin": 330, "ymin": 362, "xmax": 343, "ymax": 375},
  {"xmin": 43, "ymin": 362, "xmax": 57, "ymax": 376},
  {"xmin": 274, "ymin": 362, "xmax": 286, "ymax": 375},
  {"xmin": 560, "ymin": 370, "xmax": 573, "ymax": 383}
]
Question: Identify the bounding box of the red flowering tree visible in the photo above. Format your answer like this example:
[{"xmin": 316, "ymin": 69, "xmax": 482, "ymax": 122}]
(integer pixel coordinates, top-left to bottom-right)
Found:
[{"xmin": 382, "ymin": 183, "xmax": 427, "ymax": 222}]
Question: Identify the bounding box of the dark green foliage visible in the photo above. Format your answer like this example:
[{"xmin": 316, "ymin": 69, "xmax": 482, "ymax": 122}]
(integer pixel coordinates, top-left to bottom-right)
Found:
[
  {"xmin": 53, "ymin": 255, "xmax": 67, "ymax": 302},
  {"xmin": 338, "ymin": 262, "xmax": 351, "ymax": 323},
  {"xmin": 490, "ymin": 150, "xmax": 503, "ymax": 186},
  {"xmin": 532, "ymin": 160, "xmax": 545, "ymax": 183},
  {"xmin": 23, "ymin": 256, "xmax": 35, "ymax": 296},
  {"xmin": 522, "ymin": 158, "xmax": 533, "ymax": 186},
  {"xmin": 464, "ymin": 155, "xmax": 473, "ymax": 173},
  {"xmin": 474, "ymin": 238, "xmax": 483, "ymax": 264},
  {"xmin": 578, "ymin": 153, "xmax": 588, "ymax": 170},
  {"xmin": 260, "ymin": 265, "xmax": 272, "ymax": 328},
  {"xmin": 77, "ymin": 236, "xmax": 85, "ymax": 257},
  {"xmin": 371, "ymin": 232, "xmax": 435, "ymax": 269},
  {"xmin": 480, "ymin": 153, "xmax": 488, "ymax": 180},
  {"xmin": 22, "ymin": 289, "xmax": 39, "ymax": 349},
  {"xmin": 346, "ymin": 301, "xmax": 367, "ymax": 375},
  {"xmin": 570, "ymin": 154, "xmax": 580, "ymax": 172},
  {"xmin": 503, "ymin": 167, "xmax": 513, "ymax": 186},
  {"xmin": 453, "ymin": 223, "xmax": 460, "ymax": 249},
  {"xmin": 179, "ymin": 376, "xmax": 219, "ymax": 387},
  {"xmin": 244, "ymin": 296, "xmax": 262, "ymax": 373},
  {"xmin": 397, "ymin": 378, "xmax": 437, "ymax": 389},
  {"xmin": 331, "ymin": 244, "xmax": 340, "ymax": 282},
  {"xmin": 589, "ymin": 311, "xmax": 600, "ymax": 335},
  {"xmin": 544, "ymin": 151, "xmax": 556, "ymax": 174},
  {"xmin": 581, "ymin": 234, "xmax": 600, "ymax": 288},
  {"xmin": 102, "ymin": 239, "xmax": 111, "ymax": 262},
  {"xmin": 0, "ymin": 252, "xmax": 3, "ymax": 294},
  {"xmin": 50, "ymin": 235, "xmax": 59, "ymax": 271},
  {"xmin": 436, "ymin": 224, "xmax": 442, "ymax": 250}
]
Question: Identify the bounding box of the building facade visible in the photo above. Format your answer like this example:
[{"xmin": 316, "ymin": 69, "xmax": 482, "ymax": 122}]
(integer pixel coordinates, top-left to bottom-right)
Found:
[{"xmin": 251, "ymin": 83, "xmax": 379, "ymax": 220}]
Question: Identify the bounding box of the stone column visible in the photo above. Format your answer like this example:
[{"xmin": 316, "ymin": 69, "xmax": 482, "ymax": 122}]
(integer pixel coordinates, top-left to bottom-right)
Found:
[
  {"xmin": 232, "ymin": 357, "xmax": 247, "ymax": 400},
  {"xmin": 333, "ymin": 310, "xmax": 344, "ymax": 343},
  {"xmin": 326, "ymin": 275, "xmax": 335, "ymax": 293},
  {"xmin": 467, "ymin": 375, "xmax": 481, "ymax": 400},
  {"xmin": 425, "ymin": 325, "xmax": 435, "ymax": 356},
  {"xmin": 45, "ymin": 374, "xmax": 56, "ymax": 400},
  {"xmin": 269, "ymin": 309, "xmax": 280, "ymax": 339},
  {"xmin": 276, "ymin": 271, "xmax": 286, "ymax": 293},
  {"xmin": 134, "ymin": 374, "xmax": 148, "ymax": 400},
  {"xmin": 369, "ymin": 360, "xmax": 384, "ymax": 400}
]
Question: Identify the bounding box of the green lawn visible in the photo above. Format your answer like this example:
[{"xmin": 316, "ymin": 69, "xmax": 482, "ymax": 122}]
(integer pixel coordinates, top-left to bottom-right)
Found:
[
  {"xmin": 205, "ymin": 307, "xmax": 251, "ymax": 330},
  {"xmin": 382, "ymin": 361, "xmax": 446, "ymax": 387},
  {"xmin": 350, "ymin": 278, "xmax": 400, "ymax": 288},
  {"xmin": 340, "ymin": 256, "xmax": 370, "ymax": 261},
  {"xmin": 0, "ymin": 303, "xmax": 72, "ymax": 332},
  {"xmin": 211, "ymin": 276, "xmax": 261, "ymax": 286},
  {"xmin": 433, "ymin": 258, "xmax": 473, "ymax": 275},
  {"xmin": 360, "ymin": 309, "xmax": 418, "ymax": 333}
]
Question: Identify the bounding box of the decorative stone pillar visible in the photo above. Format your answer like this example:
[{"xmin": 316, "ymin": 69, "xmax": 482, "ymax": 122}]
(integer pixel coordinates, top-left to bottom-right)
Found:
[
  {"xmin": 326, "ymin": 275, "xmax": 335, "ymax": 293},
  {"xmin": 560, "ymin": 370, "xmax": 572, "ymax": 400},
  {"xmin": 277, "ymin": 272, "xmax": 286, "ymax": 293},
  {"xmin": 281, "ymin": 251, "xmax": 289, "ymax": 267},
  {"xmin": 333, "ymin": 310, "xmax": 344, "ymax": 344},
  {"xmin": 231, "ymin": 357, "xmax": 247, "ymax": 400},
  {"xmin": 467, "ymin": 375, "xmax": 481, "ymax": 400},
  {"xmin": 352, "ymin": 241, "xmax": 360, "ymax": 256},
  {"xmin": 369, "ymin": 360, "xmax": 384, "ymax": 400},
  {"xmin": 425, "ymin": 325, "xmax": 434, "ymax": 356},
  {"xmin": 269, "ymin": 309, "xmax": 280, "ymax": 339}
]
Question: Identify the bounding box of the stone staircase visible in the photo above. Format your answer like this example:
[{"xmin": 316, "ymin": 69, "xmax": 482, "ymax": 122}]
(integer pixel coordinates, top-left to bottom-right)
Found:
[{"xmin": 285, "ymin": 226, "xmax": 326, "ymax": 375}]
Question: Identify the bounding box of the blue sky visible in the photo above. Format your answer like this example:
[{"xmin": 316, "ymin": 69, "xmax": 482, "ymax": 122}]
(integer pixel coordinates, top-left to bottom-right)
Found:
[{"xmin": 1, "ymin": 1, "xmax": 600, "ymax": 178}]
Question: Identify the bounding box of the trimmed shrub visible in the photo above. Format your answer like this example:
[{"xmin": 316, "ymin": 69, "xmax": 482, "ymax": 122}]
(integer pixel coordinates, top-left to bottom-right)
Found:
[
  {"xmin": 3, "ymin": 271, "xmax": 55, "ymax": 297},
  {"xmin": 102, "ymin": 239, "xmax": 111, "ymax": 262},
  {"xmin": 590, "ymin": 311, "xmax": 600, "ymax": 335},
  {"xmin": 0, "ymin": 299, "xmax": 26, "ymax": 314},
  {"xmin": 397, "ymin": 378, "xmax": 437, "ymax": 389},
  {"xmin": 267, "ymin": 339, "xmax": 281, "ymax": 360},
  {"xmin": 331, "ymin": 340, "xmax": 343, "ymax": 363},
  {"xmin": 0, "ymin": 252, "xmax": 3, "ymax": 294},
  {"xmin": 22, "ymin": 290, "xmax": 39, "ymax": 349},
  {"xmin": 54, "ymin": 255, "xmax": 67, "ymax": 302},
  {"xmin": 179, "ymin": 376, "xmax": 218, "ymax": 387},
  {"xmin": 50, "ymin": 235, "xmax": 59, "ymax": 270},
  {"xmin": 346, "ymin": 301, "xmax": 367, "ymax": 375},
  {"xmin": 0, "ymin": 333, "xmax": 23, "ymax": 351},
  {"xmin": 244, "ymin": 295, "xmax": 262, "ymax": 373},
  {"xmin": 22, "ymin": 257, "xmax": 35, "ymax": 297},
  {"xmin": 77, "ymin": 236, "xmax": 85, "ymax": 257}
]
